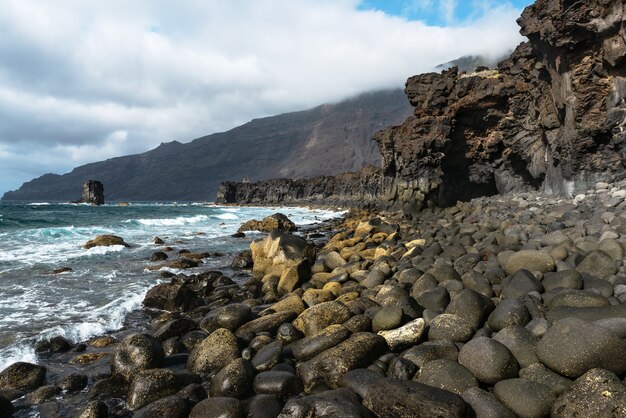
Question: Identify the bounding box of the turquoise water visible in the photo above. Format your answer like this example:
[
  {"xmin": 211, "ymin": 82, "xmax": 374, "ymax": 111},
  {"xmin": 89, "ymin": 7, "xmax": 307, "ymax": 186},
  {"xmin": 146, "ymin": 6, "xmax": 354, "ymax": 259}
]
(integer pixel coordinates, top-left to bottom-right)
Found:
[{"xmin": 0, "ymin": 202, "xmax": 340, "ymax": 370}]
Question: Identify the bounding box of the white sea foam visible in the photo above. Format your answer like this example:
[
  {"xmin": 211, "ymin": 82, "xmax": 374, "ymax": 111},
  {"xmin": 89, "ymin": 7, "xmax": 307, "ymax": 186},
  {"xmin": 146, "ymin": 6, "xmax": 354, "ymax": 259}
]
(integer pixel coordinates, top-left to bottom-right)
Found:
[
  {"xmin": 85, "ymin": 245, "xmax": 128, "ymax": 256},
  {"xmin": 214, "ymin": 213, "xmax": 239, "ymax": 220},
  {"xmin": 129, "ymin": 214, "xmax": 210, "ymax": 226},
  {"xmin": 27, "ymin": 202, "xmax": 52, "ymax": 206}
]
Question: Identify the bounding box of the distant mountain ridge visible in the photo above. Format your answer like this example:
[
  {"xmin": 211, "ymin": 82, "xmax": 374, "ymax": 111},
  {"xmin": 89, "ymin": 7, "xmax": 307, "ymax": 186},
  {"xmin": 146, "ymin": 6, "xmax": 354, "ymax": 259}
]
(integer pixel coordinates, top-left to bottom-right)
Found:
[{"xmin": 2, "ymin": 89, "xmax": 412, "ymax": 202}]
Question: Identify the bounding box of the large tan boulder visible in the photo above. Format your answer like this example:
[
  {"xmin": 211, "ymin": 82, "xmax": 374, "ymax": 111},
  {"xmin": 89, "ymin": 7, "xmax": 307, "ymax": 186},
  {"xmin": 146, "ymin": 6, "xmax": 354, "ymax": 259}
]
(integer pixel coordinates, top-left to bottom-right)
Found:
[
  {"xmin": 250, "ymin": 230, "xmax": 316, "ymax": 279},
  {"xmin": 238, "ymin": 213, "xmax": 296, "ymax": 232}
]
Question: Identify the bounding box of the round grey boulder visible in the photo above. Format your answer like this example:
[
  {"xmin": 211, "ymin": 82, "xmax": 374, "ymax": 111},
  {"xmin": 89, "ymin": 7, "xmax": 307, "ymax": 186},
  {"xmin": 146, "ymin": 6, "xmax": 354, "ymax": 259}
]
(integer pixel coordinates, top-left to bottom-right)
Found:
[
  {"xmin": 494, "ymin": 378, "xmax": 556, "ymax": 418},
  {"xmin": 504, "ymin": 250, "xmax": 555, "ymax": 276},
  {"xmin": 458, "ymin": 337, "xmax": 519, "ymax": 385},
  {"xmin": 111, "ymin": 334, "xmax": 164, "ymax": 381},
  {"xmin": 415, "ymin": 359, "xmax": 479, "ymax": 395},
  {"xmin": 488, "ymin": 299, "xmax": 531, "ymax": 331},
  {"xmin": 187, "ymin": 328, "xmax": 240, "ymax": 375}
]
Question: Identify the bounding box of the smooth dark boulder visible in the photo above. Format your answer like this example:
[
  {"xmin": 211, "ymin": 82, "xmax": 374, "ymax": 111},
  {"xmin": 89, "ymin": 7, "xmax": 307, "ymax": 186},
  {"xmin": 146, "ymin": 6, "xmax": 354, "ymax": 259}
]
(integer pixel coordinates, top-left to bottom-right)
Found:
[
  {"xmin": 536, "ymin": 317, "xmax": 626, "ymax": 378},
  {"xmin": 292, "ymin": 301, "xmax": 351, "ymax": 337},
  {"xmin": 290, "ymin": 324, "xmax": 351, "ymax": 361},
  {"xmin": 57, "ymin": 373, "xmax": 88, "ymax": 392},
  {"xmin": 363, "ymin": 378, "xmax": 470, "ymax": 418},
  {"xmin": 488, "ymin": 299, "xmax": 531, "ymax": 331},
  {"xmin": 27, "ymin": 384, "xmax": 61, "ymax": 404},
  {"xmin": 415, "ymin": 359, "xmax": 478, "ymax": 395},
  {"xmin": 546, "ymin": 304, "xmax": 626, "ymax": 322},
  {"xmin": 542, "ymin": 270, "xmax": 583, "ymax": 292},
  {"xmin": 133, "ymin": 396, "xmax": 192, "ymax": 418},
  {"xmin": 503, "ymin": 251, "xmax": 555, "ymax": 276},
  {"xmin": 253, "ymin": 371, "xmax": 303, "ymax": 397},
  {"xmin": 401, "ymin": 340, "xmax": 459, "ymax": 369},
  {"xmin": 546, "ymin": 290, "xmax": 610, "ymax": 310},
  {"xmin": 519, "ymin": 363, "xmax": 572, "ymax": 396},
  {"xmin": 252, "ymin": 341, "xmax": 283, "ymax": 372},
  {"xmin": 0, "ymin": 362, "xmax": 46, "ymax": 390},
  {"xmin": 337, "ymin": 368, "xmax": 384, "ymax": 399},
  {"xmin": 111, "ymin": 334, "xmax": 165, "ymax": 381},
  {"xmin": 210, "ymin": 358, "xmax": 254, "ymax": 399},
  {"xmin": 428, "ymin": 313, "xmax": 474, "ymax": 343},
  {"xmin": 0, "ymin": 396, "xmax": 13, "ymax": 418},
  {"xmin": 458, "ymin": 337, "xmax": 519, "ymax": 385},
  {"xmin": 280, "ymin": 388, "xmax": 375, "ymax": 417},
  {"xmin": 461, "ymin": 387, "xmax": 516, "ymax": 418},
  {"xmin": 372, "ymin": 305, "xmax": 403, "ymax": 332},
  {"xmin": 127, "ymin": 369, "xmax": 200, "ymax": 410},
  {"xmin": 576, "ymin": 250, "xmax": 617, "ymax": 278},
  {"xmin": 297, "ymin": 332, "xmax": 386, "ymax": 391},
  {"xmin": 200, "ymin": 303, "xmax": 252, "ymax": 334},
  {"xmin": 244, "ymin": 395, "xmax": 283, "ymax": 418},
  {"xmin": 445, "ymin": 289, "xmax": 495, "ymax": 330},
  {"xmin": 501, "ymin": 270, "xmax": 544, "ymax": 299},
  {"xmin": 493, "ymin": 325, "xmax": 539, "ymax": 368},
  {"xmin": 551, "ymin": 368, "xmax": 626, "ymax": 417},
  {"xmin": 236, "ymin": 311, "xmax": 298, "ymax": 343},
  {"xmin": 83, "ymin": 234, "xmax": 129, "ymax": 249},
  {"xmin": 190, "ymin": 397, "xmax": 242, "ymax": 418},
  {"xmin": 493, "ymin": 378, "xmax": 555, "ymax": 418}
]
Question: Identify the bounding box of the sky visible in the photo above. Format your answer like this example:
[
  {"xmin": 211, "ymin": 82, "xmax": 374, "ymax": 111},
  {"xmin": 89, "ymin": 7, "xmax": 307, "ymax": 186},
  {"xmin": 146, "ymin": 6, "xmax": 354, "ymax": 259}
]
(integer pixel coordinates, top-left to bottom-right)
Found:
[{"xmin": 0, "ymin": 0, "xmax": 533, "ymax": 196}]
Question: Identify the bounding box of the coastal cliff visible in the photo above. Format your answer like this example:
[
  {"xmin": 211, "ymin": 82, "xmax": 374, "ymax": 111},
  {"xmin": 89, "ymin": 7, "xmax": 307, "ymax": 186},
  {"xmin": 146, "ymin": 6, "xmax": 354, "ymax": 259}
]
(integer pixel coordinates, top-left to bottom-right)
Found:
[{"xmin": 220, "ymin": 0, "xmax": 626, "ymax": 217}]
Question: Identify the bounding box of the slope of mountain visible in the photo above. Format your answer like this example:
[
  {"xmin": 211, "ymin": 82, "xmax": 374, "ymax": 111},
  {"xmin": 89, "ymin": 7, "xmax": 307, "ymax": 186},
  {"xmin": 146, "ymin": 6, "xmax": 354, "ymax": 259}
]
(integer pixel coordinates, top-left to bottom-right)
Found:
[{"xmin": 2, "ymin": 89, "xmax": 412, "ymax": 202}]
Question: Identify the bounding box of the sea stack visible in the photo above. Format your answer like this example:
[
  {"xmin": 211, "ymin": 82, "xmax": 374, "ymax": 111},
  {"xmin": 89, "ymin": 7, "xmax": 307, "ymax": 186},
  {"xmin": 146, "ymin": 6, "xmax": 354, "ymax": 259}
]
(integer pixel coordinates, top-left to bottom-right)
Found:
[{"xmin": 81, "ymin": 180, "xmax": 104, "ymax": 205}]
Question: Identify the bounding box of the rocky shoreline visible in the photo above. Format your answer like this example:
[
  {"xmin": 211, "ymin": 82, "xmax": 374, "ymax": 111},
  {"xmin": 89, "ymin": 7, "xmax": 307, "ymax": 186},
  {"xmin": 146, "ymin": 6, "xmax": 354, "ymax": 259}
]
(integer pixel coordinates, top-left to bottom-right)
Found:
[{"xmin": 2, "ymin": 183, "xmax": 626, "ymax": 417}]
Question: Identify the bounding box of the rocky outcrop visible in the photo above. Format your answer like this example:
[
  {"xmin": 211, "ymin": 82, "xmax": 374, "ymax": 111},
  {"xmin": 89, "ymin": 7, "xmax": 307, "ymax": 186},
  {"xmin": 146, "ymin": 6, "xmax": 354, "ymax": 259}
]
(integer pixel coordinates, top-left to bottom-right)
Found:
[
  {"xmin": 216, "ymin": 165, "xmax": 384, "ymax": 208},
  {"xmin": 79, "ymin": 180, "xmax": 104, "ymax": 205},
  {"xmin": 2, "ymin": 90, "xmax": 411, "ymax": 202},
  {"xmin": 377, "ymin": 0, "xmax": 626, "ymax": 217}
]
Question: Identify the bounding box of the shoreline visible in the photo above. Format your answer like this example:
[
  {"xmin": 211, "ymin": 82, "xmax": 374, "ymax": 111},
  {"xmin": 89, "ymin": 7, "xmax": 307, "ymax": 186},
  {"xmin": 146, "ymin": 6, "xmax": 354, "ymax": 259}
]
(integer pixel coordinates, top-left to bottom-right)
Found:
[{"xmin": 2, "ymin": 189, "xmax": 626, "ymax": 416}]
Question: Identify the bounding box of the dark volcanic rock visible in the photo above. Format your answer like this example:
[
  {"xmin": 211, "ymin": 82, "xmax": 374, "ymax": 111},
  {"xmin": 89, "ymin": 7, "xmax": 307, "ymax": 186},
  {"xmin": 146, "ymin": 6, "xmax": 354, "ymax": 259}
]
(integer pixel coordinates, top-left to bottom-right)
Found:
[
  {"xmin": 238, "ymin": 213, "xmax": 296, "ymax": 232},
  {"xmin": 79, "ymin": 180, "xmax": 104, "ymax": 205},
  {"xmin": 190, "ymin": 397, "xmax": 242, "ymax": 418},
  {"xmin": 363, "ymin": 378, "xmax": 470, "ymax": 418},
  {"xmin": 457, "ymin": 337, "xmax": 519, "ymax": 385},
  {"xmin": 127, "ymin": 369, "xmax": 200, "ymax": 410},
  {"xmin": 493, "ymin": 378, "xmax": 556, "ymax": 418},
  {"xmin": 111, "ymin": 334, "xmax": 165, "ymax": 381},
  {"xmin": 0, "ymin": 362, "xmax": 46, "ymax": 390}
]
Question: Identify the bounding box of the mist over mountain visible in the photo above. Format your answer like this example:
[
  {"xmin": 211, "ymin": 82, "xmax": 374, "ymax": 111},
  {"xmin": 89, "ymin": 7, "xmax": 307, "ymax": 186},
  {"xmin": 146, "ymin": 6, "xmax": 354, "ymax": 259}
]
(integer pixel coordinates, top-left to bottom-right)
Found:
[{"xmin": 2, "ymin": 89, "xmax": 411, "ymax": 202}]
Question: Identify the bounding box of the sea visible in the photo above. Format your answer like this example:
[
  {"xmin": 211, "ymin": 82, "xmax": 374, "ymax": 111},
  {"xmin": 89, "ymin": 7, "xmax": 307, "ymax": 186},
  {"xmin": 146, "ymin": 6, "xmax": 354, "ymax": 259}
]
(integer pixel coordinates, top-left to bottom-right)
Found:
[{"xmin": 0, "ymin": 201, "xmax": 341, "ymax": 371}]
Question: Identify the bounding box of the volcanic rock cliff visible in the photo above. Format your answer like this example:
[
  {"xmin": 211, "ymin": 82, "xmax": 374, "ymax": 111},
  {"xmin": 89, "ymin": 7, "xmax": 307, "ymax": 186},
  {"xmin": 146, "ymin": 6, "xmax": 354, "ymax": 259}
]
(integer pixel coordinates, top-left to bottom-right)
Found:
[
  {"xmin": 219, "ymin": 0, "xmax": 626, "ymax": 216},
  {"xmin": 378, "ymin": 0, "xmax": 626, "ymax": 216}
]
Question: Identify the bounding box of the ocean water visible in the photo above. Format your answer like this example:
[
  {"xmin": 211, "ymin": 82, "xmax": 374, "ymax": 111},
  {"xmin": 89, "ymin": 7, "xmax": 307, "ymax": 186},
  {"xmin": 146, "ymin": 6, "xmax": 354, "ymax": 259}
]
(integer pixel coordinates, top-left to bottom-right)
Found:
[{"xmin": 0, "ymin": 202, "xmax": 341, "ymax": 370}]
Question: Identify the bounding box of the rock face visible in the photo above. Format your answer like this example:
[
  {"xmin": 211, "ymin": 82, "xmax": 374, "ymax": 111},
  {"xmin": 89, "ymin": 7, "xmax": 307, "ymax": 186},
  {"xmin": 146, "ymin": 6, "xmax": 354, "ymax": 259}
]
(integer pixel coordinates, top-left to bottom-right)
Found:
[
  {"xmin": 80, "ymin": 180, "xmax": 104, "ymax": 205},
  {"xmin": 376, "ymin": 0, "xmax": 626, "ymax": 217},
  {"xmin": 216, "ymin": 165, "xmax": 384, "ymax": 209},
  {"xmin": 217, "ymin": 0, "xmax": 626, "ymax": 214},
  {"xmin": 3, "ymin": 90, "xmax": 410, "ymax": 202}
]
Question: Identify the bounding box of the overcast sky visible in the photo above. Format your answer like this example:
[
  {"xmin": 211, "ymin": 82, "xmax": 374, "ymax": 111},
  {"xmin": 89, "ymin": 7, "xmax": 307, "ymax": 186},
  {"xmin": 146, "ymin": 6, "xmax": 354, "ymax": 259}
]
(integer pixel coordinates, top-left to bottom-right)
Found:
[{"xmin": 0, "ymin": 0, "xmax": 531, "ymax": 195}]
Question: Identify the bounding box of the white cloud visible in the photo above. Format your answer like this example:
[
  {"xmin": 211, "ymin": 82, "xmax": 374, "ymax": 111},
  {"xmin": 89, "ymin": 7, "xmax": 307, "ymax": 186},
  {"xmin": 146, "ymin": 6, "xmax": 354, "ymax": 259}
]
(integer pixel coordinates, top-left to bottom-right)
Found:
[{"xmin": 0, "ymin": 0, "xmax": 526, "ymax": 194}]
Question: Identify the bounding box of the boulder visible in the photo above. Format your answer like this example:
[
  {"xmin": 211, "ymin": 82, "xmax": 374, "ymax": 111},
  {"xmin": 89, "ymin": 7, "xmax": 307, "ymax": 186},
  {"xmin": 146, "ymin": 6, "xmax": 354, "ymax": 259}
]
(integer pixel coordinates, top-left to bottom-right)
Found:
[
  {"xmin": 210, "ymin": 358, "xmax": 254, "ymax": 399},
  {"xmin": 401, "ymin": 340, "xmax": 459, "ymax": 369},
  {"xmin": 190, "ymin": 397, "xmax": 242, "ymax": 418},
  {"xmin": 503, "ymin": 250, "xmax": 555, "ymax": 275},
  {"xmin": 576, "ymin": 250, "xmax": 617, "ymax": 278},
  {"xmin": 280, "ymin": 388, "xmax": 375, "ymax": 418},
  {"xmin": 493, "ymin": 325, "xmax": 539, "ymax": 368},
  {"xmin": 0, "ymin": 362, "xmax": 46, "ymax": 390},
  {"xmin": 187, "ymin": 328, "xmax": 240, "ymax": 375},
  {"xmin": 127, "ymin": 369, "xmax": 200, "ymax": 410},
  {"xmin": 143, "ymin": 282, "xmax": 202, "ymax": 312},
  {"xmin": 363, "ymin": 378, "xmax": 470, "ymax": 418},
  {"xmin": 133, "ymin": 396, "xmax": 192, "ymax": 418},
  {"xmin": 519, "ymin": 363, "xmax": 572, "ymax": 396},
  {"xmin": 111, "ymin": 334, "xmax": 165, "ymax": 381},
  {"xmin": 83, "ymin": 234, "xmax": 130, "ymax": 249},
  {"xmin": 297, "ymin": 332, "xmax": 386, "ymax": 391},
  {"xmin": 239, "ymin": 213, "xmax": 296, "ymax": 232},
  {"xmin": 199, "ymin": 303, "xmax": 252, "ymax": 334},
  {"xmin": 458, "ymin": 337, "xmax": 519, "ymax": 385},
  {"xmin": 250, "ymin": 230, "xmax": 316, "ymax": 279},
  {"xmin": 501, "ymin": 270, "xmax": 544, "ymax": 299},
  {"xmin": 551, "ymin": 368, "xmax": 626, "ymax": 417},
  {"xmin": 378, "ymin": 318, "xmax": 425, "ymax": 351},
  {"xmin": 536, "ymin": 317, "xmax": 626, "ymax": 378},
  {"xmin": 415, "ymin": 359, "xmax": 478, "ymax": 395},
  {"xmin": 428, "ymin": 313, "xmax": 475, "ymax": 343},
  {"xmin": 290, "ymin": 324, "xmax": 351, "ymax": 361},
  {"xmin": 236, "ymin": 311, "xmax": 298, "ymax": 343},
  {"xmin": 292, "ymin": 301, "xmax": 351, "ymax": 337},
  {"xmin": 488, "ymin": 299, "xmax": 531, "ymax": 331},
  {"xmin": 493, "ymin": 378, "xmax": 556, "ymax": 418},
  {"xmin": 253, "ymin": 371, "xmax": 303, "ymax": 397},
  {"xmin": 461, "ymin": 387, "xmax": 516, "ymax": 418}
]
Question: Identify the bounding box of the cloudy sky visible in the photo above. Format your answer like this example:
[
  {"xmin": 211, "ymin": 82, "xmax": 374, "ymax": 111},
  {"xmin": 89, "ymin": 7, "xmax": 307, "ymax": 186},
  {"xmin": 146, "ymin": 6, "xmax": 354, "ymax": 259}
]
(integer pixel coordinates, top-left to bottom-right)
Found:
[{"xmin": 0, "ymin": 0, "xmax": 532, "ymax": 195}]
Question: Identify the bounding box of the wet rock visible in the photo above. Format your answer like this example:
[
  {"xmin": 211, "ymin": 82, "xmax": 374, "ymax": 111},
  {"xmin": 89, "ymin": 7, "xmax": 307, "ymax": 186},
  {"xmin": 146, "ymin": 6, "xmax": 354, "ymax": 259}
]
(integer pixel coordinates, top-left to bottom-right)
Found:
[
  {"xmin": 461, "ymin": 387, "xmax": 516, "ymax": 418},
  {"xmin": 292, "ymin": 301, "xmax": 351, "ymax": 337},
  {"xmin": 57, "ymin": 373, "xmax": 88, "ymax": 392},
  {"xmin": 111, "ymin": 334, "xmax": 165, "ymax": 381},
  {"xmin": 415, "ymin": 359, "xmax": 478, "ymax": 395},
  {"xmin": 236, "ymin": 311, "xmax": 298, "ymax": 343},
  {"xmin": 168, "ymin": 258, "xmax": 200, "ymax": 269},
  {"xmin": 83, "ymin": 234, "xmax": 130, "ymax": 249},
  {"xmin": 88, "ymin": 335, "xmax": 118, "ymax": 348},
  {"xmin": 536, "ymin": 317, "xmax": 626, "ymax": 378},
  {"xmin": 297, "ymin": 332, "xmax": 386, "ymax": 391},
  {"xmin": 458, "ymin": 337, "xmax": 519, "ymax": 385},
  {"xmin": 210, "ymin": 358, "xmax": 254, "ymax": 399},
  {"xmin": 200, "ymin": 303, "xmax": 252, "ymax": 334},
  {"xmin": 231, "ymin": 250, "xmax": 253, "ymax": 269},
  {"xmin": 244, "ymin": 394, "xmax": 283, "ymax": 418},
  {"xmin": 189, "ymin": 397, "xmax": 242, "ymax": 418},
  {"xmin": 252, "ymin": 341, "xmax": 283, "ymax": 372},
  {"xmin": 187, "ymin": 328, "xmax": 240, "ymax": 375},
  {"xmin": 27, "ymin": 384, "xmax": 61, "ymax": 404},
  {"xmin": 551, "ymin": 368, "xmax": 626, "ymax": 417},
  {"xmin": 133, "ymin": 396, "xmax": 192, "ymax": 418},
  {"xmin": 280, "ymin": 388, "xmax": 375, "ymax": 418},
  {"xmin": 127, "ymin": 369, "xmax": 200, "ymax": 410},
  {"xmin": 428, "ymin": 313, "xmax": 475, "ymax": 343},
  {"xmin": 363, "ymin": 378, "xmax": 470, "ymax": 418},
  {"xmin": 143, "ymin": 282, "xmax": 202, "ymax": 312},
  {"xmin": 0, "ymin": 362, "xmax": 46, "ymax": 390},
  {"xmin": 378, "ymin": 318, "xmax": 425, "ymax": 351},
  {"xmin": 239, "ymin": 213, "xmax": 297, "ymax": 232},
  {"xmin": 150, "ymin": 251, "xmax": 168, "ymax": 261},
  {"xmin": 488, "ymin": 299, "xmax": 531, "ymax": 331},
  {"xmin": 253, "ymin": 371, "xmax": 303, "ymax": 397},
  {"xmin": 493, "ymin": 378, "xmax": 555, "ymax": 418},
  {"xmin": 34, "ymin": 336, "xmax": 73, "ymax": 353},
  {"xmin": 0, "ymin": 396, "xmax": 13, "ymax": 418},
  {"xmin": 290, "ymin": 324, "xmax": 351, "ymax": 361},
  {"xmin": 154, "ymin": 317, "xmax": 198, "ymax": 341},
  {"xmin": 276, "ymin": 323, "xmax": 302, "ymax": 344},
  {"xmin": 77, "ymin": 401, "xmax": 108, "ymax": 418},
  {"xmin": 88, "ymin": 376, "xmax": 128, "ymax": 400},
  {"xmin": 388, "ymin": 357, "xmax": 418, "ymax": 380}
]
